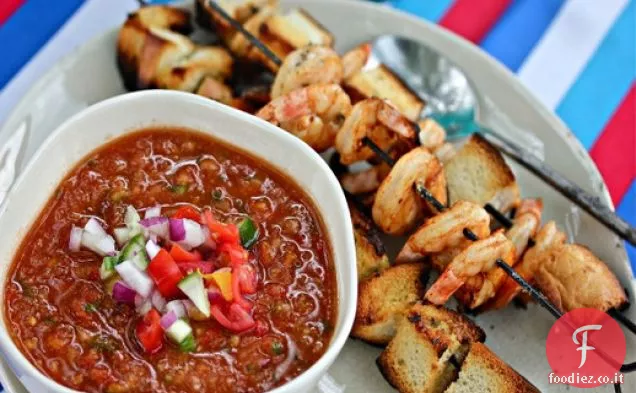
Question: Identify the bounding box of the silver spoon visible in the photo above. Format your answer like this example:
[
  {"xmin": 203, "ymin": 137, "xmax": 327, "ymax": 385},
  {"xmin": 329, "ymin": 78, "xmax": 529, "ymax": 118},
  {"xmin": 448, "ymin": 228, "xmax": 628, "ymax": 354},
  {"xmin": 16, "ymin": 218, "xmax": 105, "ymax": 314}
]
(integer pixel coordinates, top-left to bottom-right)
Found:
[{"xmin": 370, "ymin": 35, "xmax": 636, "ymax": 245}]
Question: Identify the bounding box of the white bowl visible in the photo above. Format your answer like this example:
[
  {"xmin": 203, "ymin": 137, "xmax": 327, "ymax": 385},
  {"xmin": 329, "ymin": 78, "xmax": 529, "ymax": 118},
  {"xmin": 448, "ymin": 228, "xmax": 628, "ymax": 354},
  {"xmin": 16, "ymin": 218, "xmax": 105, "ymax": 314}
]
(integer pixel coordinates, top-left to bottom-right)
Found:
[{"xmin": 0, "ymin": 90, "xmax": 357, "ymax": 393}]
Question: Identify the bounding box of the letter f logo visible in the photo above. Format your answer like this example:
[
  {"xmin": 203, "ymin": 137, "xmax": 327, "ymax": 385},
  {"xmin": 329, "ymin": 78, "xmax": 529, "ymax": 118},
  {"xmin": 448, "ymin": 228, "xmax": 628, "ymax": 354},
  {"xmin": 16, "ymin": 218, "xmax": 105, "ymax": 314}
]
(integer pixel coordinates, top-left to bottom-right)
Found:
[{"xmin": 572, "ymin": 325, "xmax": 602, "ymax": 368}]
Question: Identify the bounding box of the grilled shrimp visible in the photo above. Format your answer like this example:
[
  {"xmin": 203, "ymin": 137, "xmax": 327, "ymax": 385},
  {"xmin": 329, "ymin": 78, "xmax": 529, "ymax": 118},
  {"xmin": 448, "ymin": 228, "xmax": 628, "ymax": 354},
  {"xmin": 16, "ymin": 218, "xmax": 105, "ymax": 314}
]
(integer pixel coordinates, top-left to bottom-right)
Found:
[
  {"xmin": 342, "ymin": 43, "xmax": 371, "ymax": 80},
  {"xmin": 506, "ymin": 199, "xmax": 543, "ymax": 261},
  {"xmin": 340, "ymin": 163, "xmax": 391, "ymax": 195},
  {"xmin": 486, "ymin": 220, "xmax": 565, "ymax": 310},
  {"xmin": 372, "ymin": 147, "xmax": 447, "ymax": 235},
  {"xmin": 425, "ymin": 231, "xmax": 515, "ymax": 305},
  {"xmin": 418, "ymin": 118, "xmax": 446, "ymax": 150},
  {"xmin": 271, "ymin": 46, "xmax": 344, "ymax": 99},
  {"xmin": 335, "ymin": 98, "xmax": 418, "ymax": 165},
  {"xmin": 396, "ymin": 200, "xmax": 490, "ymax": 264},
  {"xmin": 256, "ymin": 83, "xmax": 352, "ymax": 151}
]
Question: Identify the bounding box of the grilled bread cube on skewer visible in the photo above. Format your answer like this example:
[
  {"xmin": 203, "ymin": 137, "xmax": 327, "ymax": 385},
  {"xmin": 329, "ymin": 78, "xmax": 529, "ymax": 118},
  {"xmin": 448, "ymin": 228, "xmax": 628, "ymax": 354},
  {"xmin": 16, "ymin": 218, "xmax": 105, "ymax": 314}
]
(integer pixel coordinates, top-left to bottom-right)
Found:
[
  {"xmin": 443, "ymin": 343, "xmax": 540, "ymax": 393},
  {"xmin": 377, "ymin": 304, "xmax": 485, "ymax": 393},
  {"xmin": 445, "ymin": 134, "xmax": 520, "ymax": 213},
  {"xmin": 352, "ymin": 264, "xmax": 428, "ymax": 345},
  {"xmin": 349, "ymin": 201, "xmax": 391, "ymax": 281},
  {"xmin": 345, "ymin": 65, "xmax": 425, "ymax": 122}
]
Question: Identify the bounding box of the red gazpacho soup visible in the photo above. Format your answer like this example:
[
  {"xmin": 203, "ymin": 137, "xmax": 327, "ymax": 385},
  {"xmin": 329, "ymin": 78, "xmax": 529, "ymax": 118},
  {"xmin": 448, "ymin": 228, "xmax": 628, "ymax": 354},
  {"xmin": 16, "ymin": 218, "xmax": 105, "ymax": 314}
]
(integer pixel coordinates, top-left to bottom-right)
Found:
[{"xmin": 4, "ymin": 129, "xmax": 337, "ymax": 393}]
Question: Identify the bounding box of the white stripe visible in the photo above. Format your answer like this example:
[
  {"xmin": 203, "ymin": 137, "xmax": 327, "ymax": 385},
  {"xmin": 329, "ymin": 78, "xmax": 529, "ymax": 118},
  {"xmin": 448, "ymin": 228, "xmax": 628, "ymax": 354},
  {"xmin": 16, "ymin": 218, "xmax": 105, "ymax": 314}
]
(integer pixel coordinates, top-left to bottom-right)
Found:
[
  {"xmin": 0, "ymin": 0, "xmax": 139, "ymax": 124},
  {"xmin": 517, "ymin": 0, "xmax": 629, "ymax": 110}
]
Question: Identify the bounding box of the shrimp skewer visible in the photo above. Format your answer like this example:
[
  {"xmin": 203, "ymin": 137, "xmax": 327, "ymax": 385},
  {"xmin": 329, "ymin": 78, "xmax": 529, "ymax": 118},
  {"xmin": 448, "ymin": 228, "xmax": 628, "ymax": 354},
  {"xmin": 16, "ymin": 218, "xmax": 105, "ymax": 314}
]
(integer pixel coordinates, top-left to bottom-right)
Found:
[
  {"xmin": 270, "ymin": 46, "xmax": 344, "ymax": 99},
  {"xmin": 425, "ymin": 231, "xmax": 516, "ymax": 305},
  {"xmin": 372, "ymin": 147, "xmax": 447, "ymax": 235},
  {"xmin": 335, "ymin": 98, "xmax": 418, "ymax": 165},
  {"xmin": 342, "ymin": 42, "xmax": 371, "ymax": 80},
  {"xmin": 340, "ymin": 163, "xmax": 390, "ymax": 195},
  {"xmin": 396, "ymin": 200, "xmax": 490, "ymax": 264},
  {"xmin": 256, "ymin": 83, "xmax": 352, "ymax": 151}
]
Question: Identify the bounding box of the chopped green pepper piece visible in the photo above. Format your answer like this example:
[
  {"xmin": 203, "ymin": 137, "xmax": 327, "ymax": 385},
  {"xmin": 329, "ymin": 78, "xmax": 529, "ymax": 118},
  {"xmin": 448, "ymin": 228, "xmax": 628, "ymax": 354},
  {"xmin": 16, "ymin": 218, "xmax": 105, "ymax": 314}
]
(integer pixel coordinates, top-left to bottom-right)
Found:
[
  {"xmin": 179, "ymin": 334, "xmax": 197, "ymax": 353},
  {"xmin": 271, "ymin": 341, "xmax": 284, "ymax": 355},
  {"xmin": 238, "ymin": 217, "xmax": 259, "ymax": 249},
  {"xmin": 170, "ymin": 184, "xmax": 188, "ymax": 194}
]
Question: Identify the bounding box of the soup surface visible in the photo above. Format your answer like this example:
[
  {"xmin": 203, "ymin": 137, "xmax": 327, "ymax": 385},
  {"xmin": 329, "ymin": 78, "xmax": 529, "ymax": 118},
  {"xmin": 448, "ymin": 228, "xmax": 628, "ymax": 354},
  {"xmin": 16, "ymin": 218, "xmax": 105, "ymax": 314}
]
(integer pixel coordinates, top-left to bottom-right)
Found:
[{"xmin": 4, "ymin": 129, "xmax": 337, "ymax": 393}]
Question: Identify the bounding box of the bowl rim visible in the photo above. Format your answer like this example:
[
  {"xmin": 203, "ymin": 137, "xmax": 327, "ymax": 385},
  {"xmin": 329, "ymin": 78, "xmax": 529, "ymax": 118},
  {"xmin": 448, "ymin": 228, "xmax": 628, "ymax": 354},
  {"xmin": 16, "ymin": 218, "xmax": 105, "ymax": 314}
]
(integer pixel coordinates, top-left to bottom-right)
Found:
[{"xmin": 0, "ymin": 90, "xmax": 358, "ymax": 393}]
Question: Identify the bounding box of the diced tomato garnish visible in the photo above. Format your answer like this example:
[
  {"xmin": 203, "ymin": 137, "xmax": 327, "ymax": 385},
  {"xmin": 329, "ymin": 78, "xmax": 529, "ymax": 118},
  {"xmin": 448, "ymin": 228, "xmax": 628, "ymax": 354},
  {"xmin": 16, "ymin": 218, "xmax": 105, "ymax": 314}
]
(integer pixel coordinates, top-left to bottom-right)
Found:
[
  {"xmin": 236, "ymin": 264, "xmax": 257, "ymax": 294},
  {"xmin": 147, "ymin": 249, "xmax": 184, "ymax": 298},
  {"xmin": 176, "ymin": 261, "xmax": 216, "ymax": 274},
  {"xmin": 203, "ymin": 211, "xmax": 240, "ymax": 244},
  {"xmin": 172, "ymin": 206, "xmax": 202, "ymax": 223},
  {"xmin": 136, "ymin": 308, "xmax": 163, "ymax": 353},
  {"xmin": 170, "ymin": 244, "xmax": 202, "ymax": 263},
  {"xmin": 208, "ymin": 285, "xmax": 231, "ymax": 309},
  {"xmin": 219, "ymin": 242, "xmax": 248, "ymax": 267},
  {"xmin": 211, "ymin": 303, "xmax": 255, "ymax": 332},
  {"xmin": 232, "ymin": 267, "xmax": 253, "ymax": 311}
]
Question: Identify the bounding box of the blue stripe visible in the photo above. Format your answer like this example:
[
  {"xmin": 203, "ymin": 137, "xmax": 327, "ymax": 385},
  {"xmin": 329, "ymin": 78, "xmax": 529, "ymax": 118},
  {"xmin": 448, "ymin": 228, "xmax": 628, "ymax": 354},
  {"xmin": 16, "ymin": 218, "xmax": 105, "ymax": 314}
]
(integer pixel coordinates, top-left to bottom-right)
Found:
[
  {"xmin": 0, "ymin": 0, "xmax": 85, "ymax": 90},
  {"xmin": 617, "ymin": 179, "xmax": 636, "ymax": 274},
  {"xmin": 389, "ymin": 0, "xmax": 455, "ymax": 22},
  {"xmin": 480, "ymin": 0, "xmax": 565, "ymax": 71},
  {"xmin": 556, "ymin": 1, "xmax": 636, "ymax": 150}
]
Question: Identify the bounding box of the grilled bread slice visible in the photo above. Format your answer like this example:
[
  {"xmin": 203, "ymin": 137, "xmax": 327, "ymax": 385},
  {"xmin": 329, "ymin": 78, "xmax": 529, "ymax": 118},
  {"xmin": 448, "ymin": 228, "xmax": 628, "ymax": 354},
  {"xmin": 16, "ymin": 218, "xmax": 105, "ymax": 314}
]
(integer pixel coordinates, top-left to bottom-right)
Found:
[
  {"xmin": 444, "ymin": 343, "xmax": 540, "ymax": 393},
  {"xmin": 534, "ymin": 243, "xmax": 627, "ymax": 312},
  {"xmin": 258, "ymin": 9, "xmax": 334, "ymax": 63},
  {"xmin": 117, "ymin": 6, "xmax": 194, "ymax": 90},
  {"xmin": 352, "ymin": 264, "xmax": 428, "ymax": 345},
  {"xmin": 349, "ymin": 201, "xmax": 391, "ymax": 281},
  {"xmin": 344, "ymin": 65, "xmax": 425, "ymax": 122},
  {"xmin": 444, "ymin": 134, "xmax": 520, "ymax": 213},
  {"xmin": 377, "ymin": 304, "xmax": 485, "ymax": 393}
]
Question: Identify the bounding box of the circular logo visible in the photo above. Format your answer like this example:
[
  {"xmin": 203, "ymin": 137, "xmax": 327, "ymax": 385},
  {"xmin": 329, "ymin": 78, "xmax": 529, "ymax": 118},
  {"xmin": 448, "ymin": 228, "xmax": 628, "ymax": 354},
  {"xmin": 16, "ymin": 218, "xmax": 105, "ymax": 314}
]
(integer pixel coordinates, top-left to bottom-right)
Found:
[{"xmin": 546, "ymin": 308, "xmax": 626, "ymax": 388}]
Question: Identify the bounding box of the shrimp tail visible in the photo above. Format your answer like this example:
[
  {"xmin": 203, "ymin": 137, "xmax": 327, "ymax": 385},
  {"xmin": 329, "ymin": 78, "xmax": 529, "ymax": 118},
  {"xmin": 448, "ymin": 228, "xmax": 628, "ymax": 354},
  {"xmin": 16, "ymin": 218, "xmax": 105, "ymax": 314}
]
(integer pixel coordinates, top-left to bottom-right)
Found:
[{"xmin": 425, "ymin": 269, "xmax": 464, "ymax": 305}]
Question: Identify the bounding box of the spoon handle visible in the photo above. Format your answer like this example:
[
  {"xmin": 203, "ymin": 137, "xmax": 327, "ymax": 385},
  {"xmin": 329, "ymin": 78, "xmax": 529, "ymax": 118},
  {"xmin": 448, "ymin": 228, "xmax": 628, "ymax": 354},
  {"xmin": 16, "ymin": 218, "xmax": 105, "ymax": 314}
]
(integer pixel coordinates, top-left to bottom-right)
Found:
[{"xmin": 480, "ymin": 130, "xmax": 636, "ymax": 246}]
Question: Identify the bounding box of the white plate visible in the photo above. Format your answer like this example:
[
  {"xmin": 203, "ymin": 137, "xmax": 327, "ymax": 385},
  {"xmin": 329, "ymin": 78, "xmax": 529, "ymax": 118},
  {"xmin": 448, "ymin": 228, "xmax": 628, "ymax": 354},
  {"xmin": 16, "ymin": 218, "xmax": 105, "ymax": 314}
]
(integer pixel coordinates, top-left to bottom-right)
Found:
[{"xmin": 0, "ymin": 1, "xmax": 634, "ymax": 392}]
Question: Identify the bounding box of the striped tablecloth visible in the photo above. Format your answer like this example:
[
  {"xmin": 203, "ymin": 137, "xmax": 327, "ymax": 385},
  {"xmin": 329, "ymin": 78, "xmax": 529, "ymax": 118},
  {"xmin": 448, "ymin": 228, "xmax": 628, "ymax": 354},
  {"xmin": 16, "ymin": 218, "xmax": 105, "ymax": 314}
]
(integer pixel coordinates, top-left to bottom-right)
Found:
[{"xmin": 0, "ymin": 0, "xmax": 634, "ymax": 390}]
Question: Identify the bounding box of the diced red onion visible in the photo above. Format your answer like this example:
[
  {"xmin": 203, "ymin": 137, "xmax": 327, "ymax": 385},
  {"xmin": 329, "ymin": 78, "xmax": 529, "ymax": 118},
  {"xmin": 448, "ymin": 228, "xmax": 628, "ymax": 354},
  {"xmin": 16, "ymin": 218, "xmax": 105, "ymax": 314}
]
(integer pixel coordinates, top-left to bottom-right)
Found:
[
  {"xmin": 165, "ymin": 300, "xmax": 187, "ymax": 319},
  {"xmin": 112, "ymin": 281, "xmax": 136, "ymax": 304},
  {"xmin": 69, "ymin": 226, "xmax": 83, "ymax": 252},
  {"xmin": 151, "ymin": 290, "xmax": 167, "ymax": 313},
  {"xmin": 160, "ymin": 310, "xmax": 178, "ymax": 330},
  {"xmin": 171, "ymin": 219, "xmax": 205, "ymax": 250},
  {"xmin": 141, "ymin": 217, "xmax": 170, "ymax": 240},
  {"xmin": 208, "ymin": 286, "xmax": 228, "ymax": 307},
  {"xmin": 113, "ymin": 227, "xmax": 131, "ymax": 246},
  {"xmin": 145, "ymin": 240, "xmax": 161, "ymax": 260},
  {"xmin": 115, "ymin": 260, "xmax": 153, "ymax": 298},
  {"xmin": 144, "ymin": 206, "xmax": 161, "ymax": 219},
  {"xmin": 84, "ymin": 218, "xmax": 107, "ymax": 237},
  {"xmin": 135, "ymin": 294, "xmax": 152, "ymax": 315},
  {"xmin": 81, "ymin": 231, "xmax": 116, "ymax": 257},
  {"xmin": 169, "ymin": 219, "xmax": 186, "ymax": 242}
]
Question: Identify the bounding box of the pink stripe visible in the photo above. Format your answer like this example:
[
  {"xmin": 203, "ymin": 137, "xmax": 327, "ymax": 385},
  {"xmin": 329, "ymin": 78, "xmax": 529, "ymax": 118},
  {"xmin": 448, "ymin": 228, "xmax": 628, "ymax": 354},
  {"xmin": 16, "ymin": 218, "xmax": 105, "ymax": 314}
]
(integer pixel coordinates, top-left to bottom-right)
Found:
[
  {"xmin": 0, "ymin": 0, "xmax": 25, "ymax": 25},
  {"xmin": 439, "ymin": 0, "xmax": 513, "ymax": 43},
  {"xmin": 590, "ymin": 84, "xmax": 636, "ymax": 205}
]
